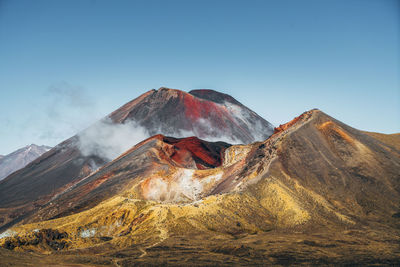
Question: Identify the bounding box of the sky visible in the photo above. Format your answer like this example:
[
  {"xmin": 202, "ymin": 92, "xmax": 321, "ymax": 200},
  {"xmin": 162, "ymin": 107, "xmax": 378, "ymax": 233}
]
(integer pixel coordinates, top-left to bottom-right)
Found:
[{"xmin": 0, "ymin": 0, "xmax": 399, "ymax": 155}]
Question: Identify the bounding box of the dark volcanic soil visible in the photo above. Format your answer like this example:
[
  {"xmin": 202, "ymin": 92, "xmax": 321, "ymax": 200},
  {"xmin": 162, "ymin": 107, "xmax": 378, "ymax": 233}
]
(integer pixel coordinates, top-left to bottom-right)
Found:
[{"xmin": 1, "ymin": 228, "xmax": 399, "ymax": 266}]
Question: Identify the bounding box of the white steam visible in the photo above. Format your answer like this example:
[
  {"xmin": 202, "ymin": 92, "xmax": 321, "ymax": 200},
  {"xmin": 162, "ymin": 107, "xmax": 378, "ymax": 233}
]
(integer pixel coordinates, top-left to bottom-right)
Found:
[
  {"xmin": 144, "ymin": 169, "xmax": 223, "ymax": 202},
  {"xmin": 223, "ymin": 101, "xmax": 272, "ymax": 141},
  {"xmin": 80, "ymin": 228, "xmax": 96, "ymax": 238},
  {"xmin": 77, "ymin": 118, "xmax": 149, "ymax": 161},
  {"xmin": 174, "ymin": 118, "xmax": 242, "ymax": 145},
  {"xmin": 76, "ymin": 101, "xmax": 272, "ymax": 162},
  {"xmin": 77, "ymin": 116, "xmax": 238, "ymax": 163},
  {"xmin": 0, "ymin": 229, "xmax": 17, "ymax": 239},
  {"xmin": 171, "ymin": 102, "xmax": 272, "ymax": 144}
]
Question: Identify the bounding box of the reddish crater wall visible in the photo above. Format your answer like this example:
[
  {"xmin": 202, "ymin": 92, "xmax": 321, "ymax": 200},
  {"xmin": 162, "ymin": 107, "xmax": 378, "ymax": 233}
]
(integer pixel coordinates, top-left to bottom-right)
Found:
[{"xmin": 162, "ymin": 136, "xmax": 230, "ymax": 169}]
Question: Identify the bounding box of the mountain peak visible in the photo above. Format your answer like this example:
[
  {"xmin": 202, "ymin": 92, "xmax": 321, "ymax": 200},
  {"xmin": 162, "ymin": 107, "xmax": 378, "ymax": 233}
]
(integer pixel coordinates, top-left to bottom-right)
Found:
[
  {"xmin": 0, "ymin": 144, "xmax": 51, "ymax": 181},
  {"xmin": 109, "ymin": 87, "xmax": 274, "ymax": 144},
  {"xmin": 189, "ymin": 89, "xmax": 242, "ymax": 105},
  {"xmin": 24, "ymin": 144, "xmax": 51, "ymax": 150},
  {"xmin": 155, "ymin": 86, "xmax": 178, "ymax": 92}
]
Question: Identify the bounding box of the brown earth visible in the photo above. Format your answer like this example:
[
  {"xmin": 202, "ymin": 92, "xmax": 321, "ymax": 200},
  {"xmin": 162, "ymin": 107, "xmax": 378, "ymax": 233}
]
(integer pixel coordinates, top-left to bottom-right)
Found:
[{"xmin": 363, "ymin": 131, "xmax": 400, "ymax": 151}]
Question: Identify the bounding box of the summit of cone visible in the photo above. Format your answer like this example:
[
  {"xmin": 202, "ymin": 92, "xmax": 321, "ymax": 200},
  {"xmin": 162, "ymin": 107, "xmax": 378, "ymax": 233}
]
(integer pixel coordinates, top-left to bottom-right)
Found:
[{"xmin": 109, "ymin": 87, "xmax": 274, "ymax": 144}]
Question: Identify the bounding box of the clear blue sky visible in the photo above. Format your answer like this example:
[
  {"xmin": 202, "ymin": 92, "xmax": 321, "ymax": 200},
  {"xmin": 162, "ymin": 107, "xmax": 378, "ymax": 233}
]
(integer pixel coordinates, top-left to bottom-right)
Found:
[{"xmin": 0, "ymin": 0, "xmax": 399, "ymax": 154}]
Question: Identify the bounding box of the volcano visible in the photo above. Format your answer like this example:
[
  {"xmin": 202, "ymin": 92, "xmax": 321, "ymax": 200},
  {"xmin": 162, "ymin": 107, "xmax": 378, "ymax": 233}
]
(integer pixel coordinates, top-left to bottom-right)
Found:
[
  {"xmin": 1, "ymin": 109, "xmax": 399, "ymax": 266},
  {"xmin": 108, "ymin": 87, "xmax": 273, "ymax": 143},
  {"xmin": 0, "ymin": 88, "xmax": 273, "ymax": 232}
]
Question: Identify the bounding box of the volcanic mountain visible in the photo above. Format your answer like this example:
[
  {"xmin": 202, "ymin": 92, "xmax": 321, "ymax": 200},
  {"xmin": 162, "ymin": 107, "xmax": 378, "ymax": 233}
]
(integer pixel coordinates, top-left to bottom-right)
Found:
[
  {"xmin": 1, "ymin": 109, "xmax": 399, "ymax": 265},
  {"xmin": 109, "ymin": 87, "xmax": 273, "ymax": 143},
  {"xmin": 0, "ymin": 88, "xmax": 273, "ymax": 231},
  {"xmin": 0, "ymin": 144, "xmax": 51, "ymax": 181}
]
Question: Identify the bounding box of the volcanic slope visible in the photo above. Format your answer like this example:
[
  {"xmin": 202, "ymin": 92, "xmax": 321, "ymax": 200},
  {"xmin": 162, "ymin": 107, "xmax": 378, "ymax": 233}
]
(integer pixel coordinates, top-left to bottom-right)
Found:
[
  {"xmin": 1, "ymin": 109, "xmax": 399, "ymax": 266},
  {"xmin": 363, "ymin": 131, "xmax": 400, "ymax": 151},
  {"xmin": 0, "ymin": 88, "xmax": 273, "ymax": 231}
]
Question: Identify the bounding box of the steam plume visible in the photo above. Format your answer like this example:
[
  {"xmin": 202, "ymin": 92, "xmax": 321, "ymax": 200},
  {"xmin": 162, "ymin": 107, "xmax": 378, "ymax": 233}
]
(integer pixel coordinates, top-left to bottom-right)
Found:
[{"xmin": 77, "ymin": 118, "xmax": 149, "ymax": 161}]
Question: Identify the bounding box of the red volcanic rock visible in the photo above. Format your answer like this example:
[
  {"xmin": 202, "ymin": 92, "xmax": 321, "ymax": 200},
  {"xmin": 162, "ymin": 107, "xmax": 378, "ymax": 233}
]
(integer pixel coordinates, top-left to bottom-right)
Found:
[
  {"xmin": 181, "ymin": 93, "xmax": 228, "ymax": 126},
  {"xmin": 274, "ymin": 116, "xmax": 302, "ymax": 134},
  {"xmin": 162, "ymin": 136, "xmax": 230, "ymax": 169},
  {"xmin": 122, "ymin": 134, "xmax": 230, "ymax": 170},
  {"xmin": 273, "ymin": 109, "xmax": 318, "ymax": 134}
]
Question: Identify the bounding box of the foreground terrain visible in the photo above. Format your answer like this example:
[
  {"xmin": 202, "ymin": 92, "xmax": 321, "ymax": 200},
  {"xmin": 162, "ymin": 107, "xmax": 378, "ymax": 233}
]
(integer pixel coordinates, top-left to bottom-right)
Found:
[{"xmin": 1, "ymin": 227, "xmax": 399, "ymax": 266}]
